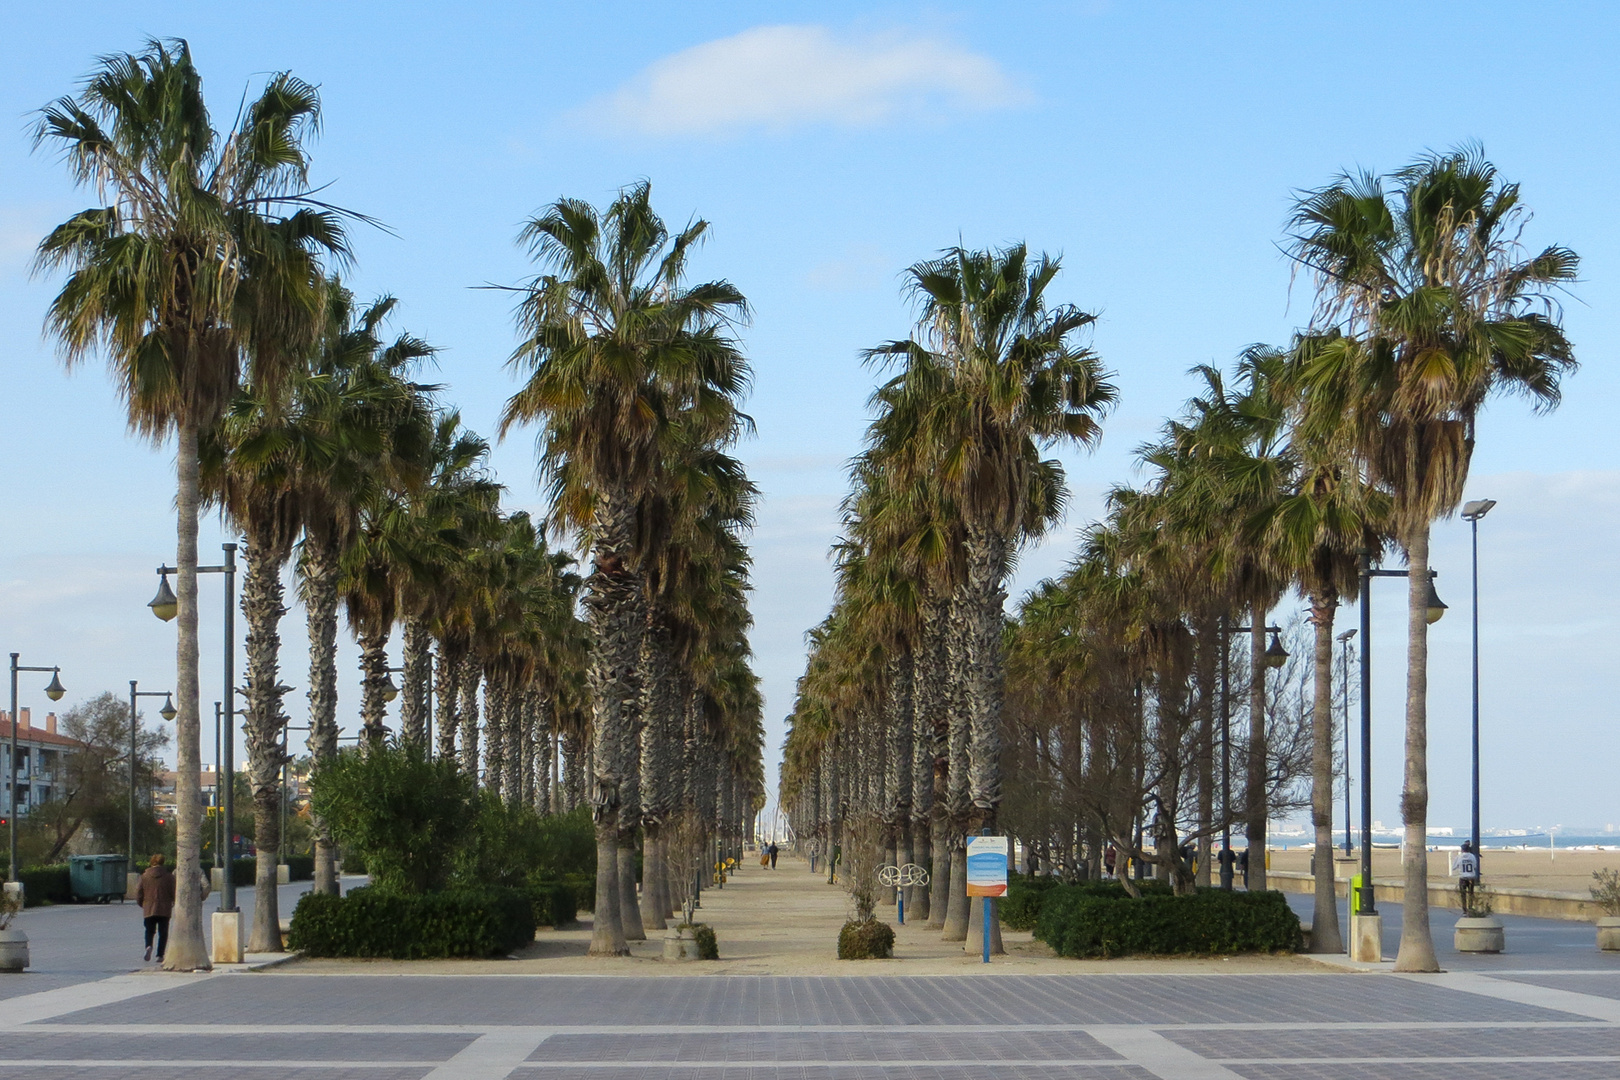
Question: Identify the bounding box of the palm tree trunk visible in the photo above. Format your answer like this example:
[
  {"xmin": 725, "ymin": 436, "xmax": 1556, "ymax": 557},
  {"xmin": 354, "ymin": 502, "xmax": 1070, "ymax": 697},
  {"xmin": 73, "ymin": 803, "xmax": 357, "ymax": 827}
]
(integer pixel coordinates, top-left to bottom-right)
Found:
[
  {"xmin": 519, "ymin": 688, "xmax": 536, "ymax": 807},
  {"xmin": 399, "ymin": 617, "xmax": 431, "ymax": 744},
  {"xmin": 458, "ymin": 660, "xmax": 481, "ymax": 779},
  {"xmin": 302, "ymin": 532, "xmax": 341, "ymax": 895},
  {"xmin": 483, "ymin": 672, "xmax": 505, "ymax": 799},
  {"xmin": 1244, "ymin": 609, "xmax": 1268, "ymax": 891},
  {"xmin": 1395, "ymin": 522, "xmax": 1439, "ymax": 971},
  {"xmin": 583, "ymin": 494, "xmax": 642, "ymax": 956},
  {"xmin": 562, "ymin": 727, "xmax": 584, "ymax": 811},
  {"xmin": 504, "ymin": 680, "xmax": 523, "ymax": 804},
  {"xmin": 534, "ymin": 691, "xmax": 553, "ymax": 813},
  {"xmin": 1309, "ymin": 595, "xmax": 1344, "ymax": 953},
  {"xmin": 433, "ymin": 643, "xmax": 461, "ymax": 761},
  {"xmin": 359, "ymin": 626, "xmax": 390, "ymax": 747},
  {"xmin": 617, "ymin": 706, "xmax": 646, "ymax": 941},
  {"xmin": 164, "ymin": 418, "xmax": 209, "ymax": 971},
  {"xmin": 242, "ymin": 540, "xmax": 290, "ymax": 953}
]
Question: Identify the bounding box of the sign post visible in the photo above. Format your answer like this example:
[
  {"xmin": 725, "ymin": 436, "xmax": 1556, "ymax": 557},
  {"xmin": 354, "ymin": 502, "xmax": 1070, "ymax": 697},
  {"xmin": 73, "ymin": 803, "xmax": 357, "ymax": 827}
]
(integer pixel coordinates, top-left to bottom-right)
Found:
[{"xmin": 966, "ymin": 835, "xmax": 1008, "ymax": 964}]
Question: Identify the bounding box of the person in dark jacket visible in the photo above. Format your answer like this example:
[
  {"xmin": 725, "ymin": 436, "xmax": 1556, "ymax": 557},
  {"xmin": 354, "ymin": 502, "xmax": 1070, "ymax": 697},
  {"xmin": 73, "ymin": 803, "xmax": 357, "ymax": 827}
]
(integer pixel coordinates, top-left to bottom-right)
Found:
[
  {"xmin": 135, "ymin": 854, "xmax": 176, "ymax": 962},
  {"xmin": 767, "ymin": 843, "xmax": 779, "ymax": 869}
]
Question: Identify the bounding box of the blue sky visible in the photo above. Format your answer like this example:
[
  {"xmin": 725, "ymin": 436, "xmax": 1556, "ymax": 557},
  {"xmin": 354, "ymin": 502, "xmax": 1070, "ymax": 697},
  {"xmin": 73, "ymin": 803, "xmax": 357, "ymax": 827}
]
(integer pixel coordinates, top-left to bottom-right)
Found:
[{"xmin": 3, "ymin": 2, "xmax": 1617, "ymax": 835}]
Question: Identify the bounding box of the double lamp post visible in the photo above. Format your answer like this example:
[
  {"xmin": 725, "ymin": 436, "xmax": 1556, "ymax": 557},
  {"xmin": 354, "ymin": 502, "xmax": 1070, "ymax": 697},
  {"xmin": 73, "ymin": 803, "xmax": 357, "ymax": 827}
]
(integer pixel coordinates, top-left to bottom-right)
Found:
[{"xmin": 7, "ymin": 655, "xmax": 66, "ymax": 882}]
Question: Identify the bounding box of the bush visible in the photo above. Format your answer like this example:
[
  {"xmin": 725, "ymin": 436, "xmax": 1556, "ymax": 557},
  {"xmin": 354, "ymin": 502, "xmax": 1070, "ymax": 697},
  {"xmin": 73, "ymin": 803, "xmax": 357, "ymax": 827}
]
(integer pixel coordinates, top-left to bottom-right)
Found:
[
  {"xmin": 1035, "ymin": 887, "xmax": 1301, "ymax": 958},
  {"xmin": 16, "ymin": 864, "xmax": 71, "ymax": 907},
  {"xmin": 1002, "ymin": 873, "xmax": 1063, "ymax": 931},
  {"xmin": 562, "ymin": 872, "xmax": 595, "ymax": 914},
  {"xmin": 838, "ymin": 918, "xmax": 895, "ymax": 959},
  {"xmin": 527, "ymin": 881, "xmax": 579, "ymax": 929},
  {"xmin": 285, "ymin": 855, "xmax": 314, "ymax": 882},
  {"xmin": 339, "ymin": 851, "xmax": 366, "ymax": 875},
  {"xmin": 309, "ymin": 742, "xmax": 477, "ymax": 893},
  {"xmin": 692, "ymin": 922, "xmax": 719, "ymax": 960},
  {"xmin": 287, "ymin": 885, "xmax": 535, "ymax": 959}
]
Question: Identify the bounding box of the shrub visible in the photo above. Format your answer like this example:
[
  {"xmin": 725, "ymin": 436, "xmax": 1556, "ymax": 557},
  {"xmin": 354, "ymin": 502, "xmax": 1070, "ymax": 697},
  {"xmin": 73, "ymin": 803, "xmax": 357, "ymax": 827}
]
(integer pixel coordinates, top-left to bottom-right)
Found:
[
  {"xmin": 19, "ymin": 864, "xmax": 71, "ymax": 907},
  {"xmin": 692, "ymin": 922, "xmax": 719, "ymax": 960},
  {"xmin": 562, "ymin": 872, "xmax": 595, "ymax": 914},
  {"xmin": 527, "ymin": 881, "xmax": 579, "ymax": 929},
  {"xmin": 1036, "ymin": 887, "xmax": 1300, "ymax": 958},
  {"xmin": 1591, "ymin": 869, "xmax": 1620, "ymax": 917},
  {"xmin": 309, "ymin": 741, "xmax": 477, "ymax": 893},
  {"xmin": 340, "ymin": 851, "xmax": 367, "ymax": 875},
  {"xmin": 285, "ymin": 855, "xmax": 315, "ymax": 882},
  {"xmin": 838, "ymin": 918, "xmax": 895, "ymax": 959},
  {"xmin": 1002, "ymin": 873, "xmax": 1063, "ymax": 931},
  {"xmin": 287, "ymin": 885, "xmax": 535, "ymax": 959}
]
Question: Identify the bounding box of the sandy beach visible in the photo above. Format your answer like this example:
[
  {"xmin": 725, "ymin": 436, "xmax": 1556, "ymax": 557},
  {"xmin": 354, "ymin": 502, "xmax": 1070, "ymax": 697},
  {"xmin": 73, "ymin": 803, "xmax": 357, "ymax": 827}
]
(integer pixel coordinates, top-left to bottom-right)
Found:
[{"xmin": 1266, "ymin": 844, "xmax": 1620, "ymax": 896}]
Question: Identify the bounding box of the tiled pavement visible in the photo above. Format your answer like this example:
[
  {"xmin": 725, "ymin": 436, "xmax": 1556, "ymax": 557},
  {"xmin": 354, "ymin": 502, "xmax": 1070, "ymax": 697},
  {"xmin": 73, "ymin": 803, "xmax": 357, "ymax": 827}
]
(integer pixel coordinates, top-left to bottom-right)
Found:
[{"xmin": 2, "ymin": 971, "xmax": 1619, "ymax": 1079}]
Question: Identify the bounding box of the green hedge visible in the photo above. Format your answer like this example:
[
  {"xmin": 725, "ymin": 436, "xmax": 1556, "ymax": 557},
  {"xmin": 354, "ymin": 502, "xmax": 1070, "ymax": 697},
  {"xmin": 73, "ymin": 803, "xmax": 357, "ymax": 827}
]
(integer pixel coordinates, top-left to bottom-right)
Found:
[
  {"xmin": 527, "ymin": 881, "xmax": 579, "ymax": 929},
  {"xmin": 201, "ymin": 858, "xmax": 255, "ymax": 888},
  {"xmin": 10, "ymin": 864, "xmax": 72, "ymax": 907},
  {"xmin": 287, "ymin": 886, "xmax": 536, "ymax": 959},
  {"xmin": 340, "ymin": 851, "xmax": 366, "ymax": 875},
  {"xmin": 838, "ymin": 918, "xmax": 895, "ymax": 959},
  {"xmin": 285, "ymin": 855, "xmax": 314, "ymax": 882},
  {"xmin": 561, "ymin": 872, "xmax": 594, "ymax": 914},
  {"xmin": 1035, "ymin": 886, "xmax": 1301, "ymax": 958},
  {"xmin": 1002, "ymin": 873, "xmax": 1063, "ymax": 931}
]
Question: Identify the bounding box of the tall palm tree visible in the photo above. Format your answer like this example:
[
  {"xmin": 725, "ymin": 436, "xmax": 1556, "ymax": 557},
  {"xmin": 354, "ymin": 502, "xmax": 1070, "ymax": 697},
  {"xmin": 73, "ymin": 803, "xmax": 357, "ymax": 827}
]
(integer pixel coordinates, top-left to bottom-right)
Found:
[
  {"xmin": 499, "ymin": 181, "xmax": 751, "ymax": 955},
  {"xmin": 1289, "ymin": 148, "xmax": 1578, "ymax": 971},
  {"xmin": 866, "ymin": 244, "xmax": 1115, "ymax": 942},
  {"xmin": 35, "ymin": 40, "xmax": 347, "ymax": 969}
]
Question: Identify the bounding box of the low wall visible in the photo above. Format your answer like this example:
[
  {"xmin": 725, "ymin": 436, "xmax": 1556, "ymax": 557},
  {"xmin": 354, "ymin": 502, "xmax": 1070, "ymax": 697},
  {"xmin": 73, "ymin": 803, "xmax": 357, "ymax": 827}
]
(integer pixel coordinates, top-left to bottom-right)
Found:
[{"xmin": 1269, "ymin": 869, "xmax": 1601, "ymax": 922}]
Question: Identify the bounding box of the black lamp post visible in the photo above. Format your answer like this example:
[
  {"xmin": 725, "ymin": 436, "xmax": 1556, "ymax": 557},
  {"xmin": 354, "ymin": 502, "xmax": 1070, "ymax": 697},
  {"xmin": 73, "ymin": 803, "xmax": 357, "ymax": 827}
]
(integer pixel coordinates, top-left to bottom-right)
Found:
[
  {"xmin": 1217, "ymin": 620, "xmax": 1287, "ymax": 890},
  {"xmin": 8, "ymin": 655, "xmax": 65, "ymax": 881},
  {"xmin": 127, "ymin": 682, "xmax": 176, "ymax": 864},
  {"xmin": 150, "ymin": 542, "xmax": 238, "ymax": 914},
  {"xmin": 1336, "ymin": 629, "xmax": 1356, "ymax": 856},
  {"xmin": 1355, "ymin": 553, "xmax": 1446, "ymax": 919},
  {"xmin": 1461, "ymin": 498, "xmax": 1495, "ymax": 885}
]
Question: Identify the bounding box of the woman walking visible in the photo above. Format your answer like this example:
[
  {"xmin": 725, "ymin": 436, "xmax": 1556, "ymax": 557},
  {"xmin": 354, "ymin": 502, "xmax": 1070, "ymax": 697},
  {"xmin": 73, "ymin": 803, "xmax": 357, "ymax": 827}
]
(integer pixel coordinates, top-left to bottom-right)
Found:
[{"xmin": 135, "ymin": 854, "xmax": 176, "ymax": 963}]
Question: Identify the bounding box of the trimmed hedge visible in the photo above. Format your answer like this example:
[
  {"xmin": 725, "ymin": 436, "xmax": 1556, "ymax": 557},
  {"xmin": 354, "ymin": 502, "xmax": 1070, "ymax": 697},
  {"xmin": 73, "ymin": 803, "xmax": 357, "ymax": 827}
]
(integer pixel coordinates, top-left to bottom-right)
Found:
[
  {"xmin": 1035, "ymin": 886, "xmax": 1301, "ymax": 958},
  {"xmin": 287, "ymin": 886, "xmax": 536, "ymax": 959},
  {"xmin": 285, "ymin": 855, "xmax": 314, "ymax": 882},
  {"xmin": 200, "ymin": 858, "xmax": 255, "ymax": 888},
  {"xmin": 838, "ymin": 918, "xmax": 895, "ymax": 959},
  {"xmin": 528, "ymin": 881, "xmax": 580, "ymax": 929},
  {"xmin": 1002, "ymin": 874, "xmax": 1063, "ymax": 931},
  {"xmin": 10, "ymin": 864, "xmax": 72, "ymax": 907},
  {"xmin": 561, "ymin": 872, "xmax": 594, "ymax": 914}
]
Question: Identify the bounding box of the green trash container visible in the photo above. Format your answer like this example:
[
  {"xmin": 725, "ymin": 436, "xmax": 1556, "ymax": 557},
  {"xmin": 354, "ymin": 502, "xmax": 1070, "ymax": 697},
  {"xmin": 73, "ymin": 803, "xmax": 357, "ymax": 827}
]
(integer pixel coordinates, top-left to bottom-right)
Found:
[{"xmin": 68, "ymin": 855, "xmax": 130, "ymax": 903}]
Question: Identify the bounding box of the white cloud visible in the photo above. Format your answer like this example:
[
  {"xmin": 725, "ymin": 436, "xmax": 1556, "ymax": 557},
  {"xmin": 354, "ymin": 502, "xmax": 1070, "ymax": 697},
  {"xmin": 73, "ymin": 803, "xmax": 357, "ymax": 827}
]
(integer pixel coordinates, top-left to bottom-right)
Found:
[{"xmin": 583, "ymin": 25, "xmax": 1024, "ymax": 136}]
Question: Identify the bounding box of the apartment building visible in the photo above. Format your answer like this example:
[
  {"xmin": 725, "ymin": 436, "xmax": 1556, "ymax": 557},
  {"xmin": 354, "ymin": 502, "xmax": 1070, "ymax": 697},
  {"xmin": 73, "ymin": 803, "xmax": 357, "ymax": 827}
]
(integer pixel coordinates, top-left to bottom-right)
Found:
[{"xmin": 0, "ymin": 707, "xmax": 88, "ymax": 816}]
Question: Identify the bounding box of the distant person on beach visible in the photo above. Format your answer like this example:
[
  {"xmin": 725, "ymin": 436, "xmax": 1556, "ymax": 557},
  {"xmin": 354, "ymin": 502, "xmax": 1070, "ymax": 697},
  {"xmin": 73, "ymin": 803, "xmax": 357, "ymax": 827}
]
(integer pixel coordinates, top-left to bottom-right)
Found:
[
  {"xmin": 134, "ymin": 854, "xmax": 175, "ymax": 962},
  {"xmin": 767, "ymin": 843, "xmax": 779, "ymax": 869},
  {"xmin": 1238, "ymin": 848, "xmax": 1250, "ymax": 889}
]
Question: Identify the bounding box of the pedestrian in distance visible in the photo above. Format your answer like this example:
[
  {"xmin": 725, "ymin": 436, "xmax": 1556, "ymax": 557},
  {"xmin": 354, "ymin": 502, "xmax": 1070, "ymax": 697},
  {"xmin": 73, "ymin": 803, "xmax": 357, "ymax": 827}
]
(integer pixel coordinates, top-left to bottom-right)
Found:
[
  {"xmin": 1238, "ymin": 847, "xmax": 1250, "ymax": 889},
  {"xmin": 135, "ymin": 854, "xmax": 175, "ymax": 963},
  {"xmin": 768, "ymin": 842, "xmax": 779, "ymax": 869}
]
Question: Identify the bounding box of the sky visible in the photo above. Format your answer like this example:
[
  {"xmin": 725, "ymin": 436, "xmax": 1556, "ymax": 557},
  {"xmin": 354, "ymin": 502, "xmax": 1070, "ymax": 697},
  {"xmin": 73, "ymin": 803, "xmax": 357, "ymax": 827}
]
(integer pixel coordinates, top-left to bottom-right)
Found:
[{"xmin": 3, "ymin": 2, "xmax": 1617, "ymax": 837}]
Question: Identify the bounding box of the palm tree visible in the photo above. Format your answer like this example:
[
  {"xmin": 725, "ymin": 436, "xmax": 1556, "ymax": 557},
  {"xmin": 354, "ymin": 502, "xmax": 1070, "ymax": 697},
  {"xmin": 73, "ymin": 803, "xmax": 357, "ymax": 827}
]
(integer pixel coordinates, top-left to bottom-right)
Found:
[
  {"xmin": 499, "ymin": 181, "xmax": 751, "ymax": 956},
  {"xmin": 34, "ymin": 40, "xmax": 347, "ymax": 969},
  {"xmin": 866, "ymin": 244, "xmax": 1115, "ymax": 943},
  {"xmin": 1289, "ymin": 147, "xmax": 1578, "ymax": 971}
]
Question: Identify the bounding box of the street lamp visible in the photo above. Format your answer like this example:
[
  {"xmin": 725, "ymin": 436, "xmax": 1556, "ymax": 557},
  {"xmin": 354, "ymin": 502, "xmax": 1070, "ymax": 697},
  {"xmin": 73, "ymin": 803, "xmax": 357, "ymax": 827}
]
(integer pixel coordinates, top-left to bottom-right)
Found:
[
  {"xmin": 1461, "ymin": 498, "xmax": 1496, "ymax": 887},
  {"xmin": 150, "ymin": 543, "xmax": 239, "ymax": 914},
  {"xmin": 1352, "ymin": 553, "xmax": 1445, "ymax": 950},
  {"xmin": 1336, "ymin": 629, "xmax": 1356, "ymax": 856},
  {"xmin": 9, "ymin": 654, "xmax": 65, "ymax": 881},
  {"xmin": 127, "ymin": 682, "xmax": 176, "ymax": 866},
  {"xmin": 1217, "ymin": 621, "xmax": 1287, "ymax": 889}
]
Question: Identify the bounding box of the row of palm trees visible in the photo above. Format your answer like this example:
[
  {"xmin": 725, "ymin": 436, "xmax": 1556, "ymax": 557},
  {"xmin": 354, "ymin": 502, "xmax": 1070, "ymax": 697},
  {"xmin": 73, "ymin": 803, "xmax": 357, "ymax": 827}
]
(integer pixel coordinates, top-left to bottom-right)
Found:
[
  {"xmin": 34, "ymin": 40, "xmax": 765, "ymax": 968},
  {"xmin": 782, "ymin": 147, "xmax": 1577, "ymax": 971}
]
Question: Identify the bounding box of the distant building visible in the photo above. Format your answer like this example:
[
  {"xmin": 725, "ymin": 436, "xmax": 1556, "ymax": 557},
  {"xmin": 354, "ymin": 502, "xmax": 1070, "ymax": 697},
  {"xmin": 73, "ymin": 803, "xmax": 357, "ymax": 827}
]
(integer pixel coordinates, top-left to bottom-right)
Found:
[
  {"xmin": 154, "ymin": 766, "xmax": 224, "ymax": 819},
  {"xmin": 1, "ymin": 708, "xmax": 90, "ymax": 817}
]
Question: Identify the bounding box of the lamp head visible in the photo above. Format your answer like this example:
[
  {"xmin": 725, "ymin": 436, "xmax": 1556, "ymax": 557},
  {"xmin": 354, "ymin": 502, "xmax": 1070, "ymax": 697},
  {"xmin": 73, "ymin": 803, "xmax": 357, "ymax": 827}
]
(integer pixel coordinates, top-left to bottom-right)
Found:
[
  {"xmin": 44, "ymin": 668, "xmax": 65, "ymax": 702},
  {"xmin": 1264, "ymin": 630, "xmax": 1289, "ymax": 669},
  {"xmin": 159, "ymin": 693, "xmax": 177, "ymax": 722},
  {"xmin": 381, "ymin": 674, "xmax": 400, "ymax": 703},
  {"xmin": 149, "ymin": 573, "xmax": 178, "ymax": 622},
  {"xmin": 1461, "ymin": 499, "xmax": 1497, "ymax": 522},
  {"xmin": 1424, "ymin": 575, "xmax": 1448, "ymax": 624},
  {"xmin": 1336, "ymin": 628, "xmax": 1357, "ymax": 642}
]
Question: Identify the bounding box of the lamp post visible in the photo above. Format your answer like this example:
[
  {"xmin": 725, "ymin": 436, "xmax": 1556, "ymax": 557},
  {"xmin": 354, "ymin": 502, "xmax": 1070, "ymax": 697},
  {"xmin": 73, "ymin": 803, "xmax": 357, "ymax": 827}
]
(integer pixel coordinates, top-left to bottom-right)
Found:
[
  {"xmin": 127, "ymin": 682, "xmax": 176, "ymax": 864},
  {"xmin": 1461, "ymin": 499, "xmax": 1495, "ymax": 885},
  {"xmin": 150, "ymin": 542, "xmax": 238, "ymax": 914},
  {"xmin": 1337, "ymin": 629, "xmax": 1356, "ymax": 855},
  {"xmin": 1217, "ymin": 621, "xmax": 1287, "ymax": 889},
  {"xmin": 8, "ymin": 655, "xmax": 65, "ymax": 881},
  {"xmin": 1353, "ymin": 553, "xmax": 1446, "ymax": 935}
]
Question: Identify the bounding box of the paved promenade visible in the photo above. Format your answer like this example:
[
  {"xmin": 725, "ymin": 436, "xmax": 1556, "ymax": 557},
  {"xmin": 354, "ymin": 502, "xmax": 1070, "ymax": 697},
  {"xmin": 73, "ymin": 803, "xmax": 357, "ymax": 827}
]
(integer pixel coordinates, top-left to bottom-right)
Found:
[{"xmin": 0, "ymin": 860, "xmax": 1617, "ymax": 1078}]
